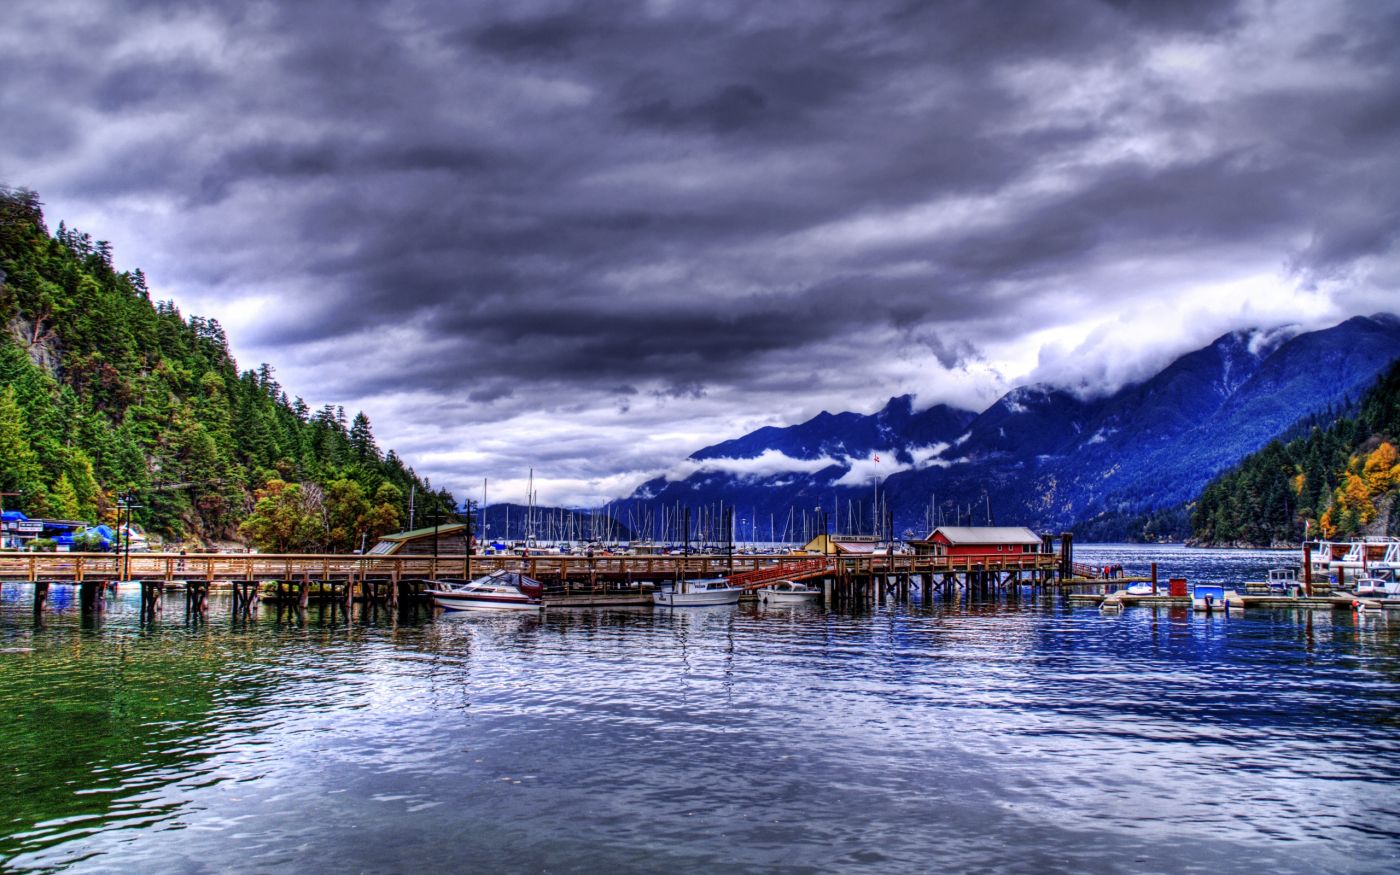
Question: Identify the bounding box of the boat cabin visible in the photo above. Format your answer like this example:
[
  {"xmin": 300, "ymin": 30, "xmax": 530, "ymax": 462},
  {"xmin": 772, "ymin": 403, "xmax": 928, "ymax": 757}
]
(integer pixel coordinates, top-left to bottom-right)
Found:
[{"xmin": 906, "ymin": 526, "xmax": 1045, "ymax": 559}]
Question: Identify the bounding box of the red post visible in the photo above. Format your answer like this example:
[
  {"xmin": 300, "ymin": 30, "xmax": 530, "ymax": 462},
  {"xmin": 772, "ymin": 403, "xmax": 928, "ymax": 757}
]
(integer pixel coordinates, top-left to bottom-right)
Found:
[{"xmin": 1303, "ymin": 544, "xmax": 1313, "ymax": 597}]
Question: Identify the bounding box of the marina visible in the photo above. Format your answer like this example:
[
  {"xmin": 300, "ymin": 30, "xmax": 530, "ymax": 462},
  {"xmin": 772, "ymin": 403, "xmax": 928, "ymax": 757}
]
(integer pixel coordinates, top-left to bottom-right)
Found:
[{"xmin": 7, "ymin": 536, "xmax": 1398, "ymax": 620}]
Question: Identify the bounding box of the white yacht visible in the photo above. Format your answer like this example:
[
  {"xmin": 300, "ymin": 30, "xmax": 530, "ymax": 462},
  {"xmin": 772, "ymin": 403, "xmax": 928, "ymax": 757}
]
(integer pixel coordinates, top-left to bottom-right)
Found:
[
  {"xmin": 653, "ymin": 577, "xmax": 741, "ymax": 607},
  {"xmin": 429, "ymin": 570, "xmax": 543, "ymax": 611},
  {"xmin": 757, "ymin": 580, "xmax": 821, "ymax": 604}
]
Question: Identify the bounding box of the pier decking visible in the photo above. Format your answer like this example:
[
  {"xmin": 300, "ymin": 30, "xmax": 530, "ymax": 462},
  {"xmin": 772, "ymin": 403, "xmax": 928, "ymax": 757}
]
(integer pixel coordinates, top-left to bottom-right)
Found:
[
  {"xmin": 0, "ymin": 550, "xmax": 1058, "ymax": 585},
  {"xmin": 1069, "ymin": 590, "xmax": 1400, "ymax": 611},
  {"xmin": 1, "ymin": 550, "xmax": 1061, "ymax": 616}
]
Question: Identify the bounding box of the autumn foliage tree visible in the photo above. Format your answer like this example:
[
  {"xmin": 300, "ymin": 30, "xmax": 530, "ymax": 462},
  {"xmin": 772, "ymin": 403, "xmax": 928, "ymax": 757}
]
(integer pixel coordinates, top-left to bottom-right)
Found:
[
  {"xmin": 1194, "ymin": 360, "xmax": 1400, "ymax": 544},
  {"xmin": 238, "ymin": 478, "xmax": 322, "ymax": 552}
]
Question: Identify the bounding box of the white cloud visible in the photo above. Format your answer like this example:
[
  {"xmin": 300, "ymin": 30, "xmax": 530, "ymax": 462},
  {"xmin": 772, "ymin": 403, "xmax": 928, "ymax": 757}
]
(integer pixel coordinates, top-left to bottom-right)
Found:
[{"xmin": 666, "ymin": 449, "xmax": 836, "ymax": 482}]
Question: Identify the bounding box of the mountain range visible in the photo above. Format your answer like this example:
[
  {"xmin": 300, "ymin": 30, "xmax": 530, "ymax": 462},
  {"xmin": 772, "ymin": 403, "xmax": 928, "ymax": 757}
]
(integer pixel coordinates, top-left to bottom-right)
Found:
[{"xmin": 621, "ymin": 314, "xmax": 1400, "ymax": 540}]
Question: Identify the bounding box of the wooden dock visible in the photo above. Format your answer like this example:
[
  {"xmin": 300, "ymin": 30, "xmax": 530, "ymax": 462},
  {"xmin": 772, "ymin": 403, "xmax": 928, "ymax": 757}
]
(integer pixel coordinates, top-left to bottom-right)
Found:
[
  {"xmin": 0, "ymin": 550, "xmax": 1059, "ymax": 584},
  {"xmin": 0, "ymin": 550, "xmax": 1062, "ymax": 618},
  {"xmin": 1070, "ymin": 590, "xmax": 1400, "ymax": 611}
]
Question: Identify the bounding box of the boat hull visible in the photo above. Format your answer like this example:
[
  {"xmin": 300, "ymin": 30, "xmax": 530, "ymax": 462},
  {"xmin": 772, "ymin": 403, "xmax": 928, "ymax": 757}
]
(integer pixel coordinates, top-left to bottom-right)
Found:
[
  {"xmin": 758, "ymin": 590, "xmax": 821, "ymax": 604},
  {"xmin": 653, "ymin": 589, "xmax": 740, "ymax": 607},
  {"xmin": 430, "ymin": 592, "xmax": 540, "ymax": 611}
]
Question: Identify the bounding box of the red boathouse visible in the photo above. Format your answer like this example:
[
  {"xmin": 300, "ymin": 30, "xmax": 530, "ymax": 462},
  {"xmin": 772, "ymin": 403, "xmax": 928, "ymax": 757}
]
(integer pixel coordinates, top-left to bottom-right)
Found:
[{"xmin": 908, "ymin": 526, "xmax": 1045, "ymax": 558}]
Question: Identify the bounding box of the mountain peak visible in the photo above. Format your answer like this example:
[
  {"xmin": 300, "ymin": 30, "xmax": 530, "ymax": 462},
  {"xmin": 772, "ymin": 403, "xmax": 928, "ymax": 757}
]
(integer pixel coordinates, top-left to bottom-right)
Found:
[
  {"xmin": 631, "ymin": 314, "xmax": 1400, "ymax": 540},
  {"xmin": 878, "ymin": 394, "xmax": 914, "ymax": 417}
]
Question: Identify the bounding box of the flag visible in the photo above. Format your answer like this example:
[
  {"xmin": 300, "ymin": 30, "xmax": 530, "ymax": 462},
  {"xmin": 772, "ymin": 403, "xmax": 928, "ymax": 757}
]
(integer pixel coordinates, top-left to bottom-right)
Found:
[{"xmin": 874, "ymin": 454, "xmax": 880, "ymax": 463}]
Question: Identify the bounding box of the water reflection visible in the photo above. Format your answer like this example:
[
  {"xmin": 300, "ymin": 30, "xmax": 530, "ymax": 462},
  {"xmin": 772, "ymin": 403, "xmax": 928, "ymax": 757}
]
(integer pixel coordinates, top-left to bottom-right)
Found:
[{"xmin": 2, "ymin": 549, "xmax": 1399, "ymax": 873}]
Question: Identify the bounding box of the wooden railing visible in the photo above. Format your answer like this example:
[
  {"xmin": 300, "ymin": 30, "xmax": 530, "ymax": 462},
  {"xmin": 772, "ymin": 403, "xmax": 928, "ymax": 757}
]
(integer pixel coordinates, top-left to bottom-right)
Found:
[
  {"xmin": 0, "ymin": 551, "xmax": 1060, "ymax": 583},
  {"xmin": 727, "ymin": 558, "xmax": 832, "ymax": 590}
]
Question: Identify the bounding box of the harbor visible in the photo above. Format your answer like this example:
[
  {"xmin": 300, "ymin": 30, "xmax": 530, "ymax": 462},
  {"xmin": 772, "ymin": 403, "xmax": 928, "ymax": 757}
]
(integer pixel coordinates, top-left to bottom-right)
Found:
[{"xmin": 3, "ymin": 542, "xmax": 1398, "ymax": 874}]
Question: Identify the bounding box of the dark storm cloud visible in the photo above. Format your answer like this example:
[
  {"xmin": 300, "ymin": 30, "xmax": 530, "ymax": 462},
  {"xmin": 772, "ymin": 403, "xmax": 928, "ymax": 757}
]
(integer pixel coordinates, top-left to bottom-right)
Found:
[
  {"xmin": 92, "ymin": 58, "xmax": 220, "ymax": 111},
  {"xmin": 470, "ymin": 11, "xmax": 597, "ymax": 59},
  {"xmin": 5, "ymin": 0, "xmax": 1400, "ymax": 502}
]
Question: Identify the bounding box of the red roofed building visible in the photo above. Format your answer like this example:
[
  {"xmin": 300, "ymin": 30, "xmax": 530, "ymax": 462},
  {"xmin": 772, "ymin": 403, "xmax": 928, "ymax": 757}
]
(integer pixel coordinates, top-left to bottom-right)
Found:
[{"xmin": 908, "ymin": 526, "xmax": 1045, "ymax": 559}]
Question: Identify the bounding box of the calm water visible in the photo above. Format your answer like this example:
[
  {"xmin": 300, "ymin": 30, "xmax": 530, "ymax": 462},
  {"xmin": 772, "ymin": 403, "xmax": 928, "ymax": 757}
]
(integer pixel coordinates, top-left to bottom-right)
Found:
[{"xmin": 2, "ymin": 545, "xmax": 1398, "ymax": 873}]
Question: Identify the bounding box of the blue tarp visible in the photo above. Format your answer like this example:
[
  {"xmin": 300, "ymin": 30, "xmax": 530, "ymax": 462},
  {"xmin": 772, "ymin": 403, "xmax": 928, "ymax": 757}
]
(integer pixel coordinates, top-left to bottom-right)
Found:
[
  {"xmin": 2, "ymin": 511, "xmax": 28, "ymax": 522},
  {"xmin": 54, "ymin": 525, "xmax": 116, "ymax": 551}
]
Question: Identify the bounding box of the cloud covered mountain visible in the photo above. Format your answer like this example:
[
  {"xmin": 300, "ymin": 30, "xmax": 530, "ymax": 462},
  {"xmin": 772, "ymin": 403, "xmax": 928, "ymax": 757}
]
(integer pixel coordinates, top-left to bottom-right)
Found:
[{"xmin": 623, "ymin": 314, "xmax": 1400, "ymax": 539}]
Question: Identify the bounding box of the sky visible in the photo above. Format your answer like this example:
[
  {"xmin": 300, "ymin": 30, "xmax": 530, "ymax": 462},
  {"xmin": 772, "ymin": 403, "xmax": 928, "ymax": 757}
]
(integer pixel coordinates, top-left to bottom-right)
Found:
[{"xmin": 3, "ymin": 0, "xmax": 1398, "ymax": 507}]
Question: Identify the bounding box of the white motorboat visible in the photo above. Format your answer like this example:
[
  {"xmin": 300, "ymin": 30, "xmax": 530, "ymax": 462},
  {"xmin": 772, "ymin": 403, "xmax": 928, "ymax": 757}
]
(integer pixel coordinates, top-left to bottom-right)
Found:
[
  {"xmin": 428, "ymin": 570, "xmax": 543, "ymax": 611},
  {"xmin": 653, "ymin": 577, "xmax": 741, "ymax": 607},
  {"xmin": 1353, "ymin": 577, "xmax": 1400, "ymax": 598},
  {"xmin": 1192, "ymin": 583, "xmax": 1227, "ymax": 612},
  {"xmin": 757, "ymin": 580, "xmax": 821, "ymax": 604},
  {"xmin": 1124, "ymin": 582, "xmax": 1155, "ymax": 596}
]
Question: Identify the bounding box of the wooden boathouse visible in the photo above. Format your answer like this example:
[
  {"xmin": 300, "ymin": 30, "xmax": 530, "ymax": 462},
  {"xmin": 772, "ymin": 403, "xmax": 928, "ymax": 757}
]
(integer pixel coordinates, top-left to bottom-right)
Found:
[
  {"xmin": 366, "ymin": 523, "xmax": 471, "ymax": 556},
  {"xmin": 907, "ymin": 526, "xmax": 1048, "ymax": 558}
]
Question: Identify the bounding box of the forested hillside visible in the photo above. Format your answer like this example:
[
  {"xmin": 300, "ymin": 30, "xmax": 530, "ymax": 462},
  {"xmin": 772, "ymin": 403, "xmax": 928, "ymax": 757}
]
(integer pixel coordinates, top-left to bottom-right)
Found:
[
  {"xmin": 0, "ymin": 187, "xmax": 455, "ymax": 549},
  {"xmin": 1192, "ymin": 360, "xmax": 1400, "ymax": 546}
]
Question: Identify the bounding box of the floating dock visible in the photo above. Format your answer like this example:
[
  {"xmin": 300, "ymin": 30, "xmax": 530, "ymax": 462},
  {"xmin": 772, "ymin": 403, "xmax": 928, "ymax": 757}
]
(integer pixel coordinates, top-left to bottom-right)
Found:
[{"xmin": 1071, "ymin": 591, "xmax": 1399, "ymax": 611}]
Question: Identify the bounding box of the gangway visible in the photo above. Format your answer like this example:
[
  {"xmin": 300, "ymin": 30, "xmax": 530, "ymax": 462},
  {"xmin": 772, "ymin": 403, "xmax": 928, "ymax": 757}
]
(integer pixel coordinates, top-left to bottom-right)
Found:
[{"xmin": 726, "ymin": 558, "xmax": 832, "ymax": 591}]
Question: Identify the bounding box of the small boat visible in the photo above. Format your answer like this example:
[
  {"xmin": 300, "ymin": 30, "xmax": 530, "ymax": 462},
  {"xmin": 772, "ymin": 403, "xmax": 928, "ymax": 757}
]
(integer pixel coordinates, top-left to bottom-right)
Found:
[
  {"xmin": 653, "ymin": 577, "xmax": 741, "ymax": 607},
  {"xmin": 1192, "ymin": 583, "xmax": 1227, "ymax": 612},
  {"xmin": 757, "ymin": 580, "xmax": 821, "ymax": 604},
  {"xmin": 1124, "ymin": 582, "xmax": 1155, "ymax": 596},
  {"xmin": 1353, "ymin": 577, "xmax": 1400, "ymax": 598},
  {"xmin": 428, "ymin": 570, "xmax": 543, "ymax": 611},
  {"xmin": 1268, "ymin": 568, "xmax": 1300, "ymax": 595}
]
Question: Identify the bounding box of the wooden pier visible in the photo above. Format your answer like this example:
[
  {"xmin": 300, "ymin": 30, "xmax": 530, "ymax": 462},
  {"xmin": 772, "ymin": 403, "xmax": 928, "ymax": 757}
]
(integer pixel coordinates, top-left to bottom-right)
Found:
[
  {"xmin": 1, "ymin": 550, "xmax": 1063, "ymax": 616},
  {"xmin": 0, "ymin": 550, "xmax": 1060, "ymax": 584}
]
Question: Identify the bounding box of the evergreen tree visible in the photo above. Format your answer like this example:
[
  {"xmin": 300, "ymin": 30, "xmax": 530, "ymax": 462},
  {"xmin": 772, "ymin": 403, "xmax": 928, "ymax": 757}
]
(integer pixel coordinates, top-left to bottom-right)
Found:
[
  {"xmin": 349, "ymin": 412, "xmax": 380, "ymax": 463},
  {"xmin": 0, "ymin": 385, "xmax": 43, "ymax": 505},
  {"xmin": 50, "ymin": 472, "xmax": 82, "ymax": 520}
]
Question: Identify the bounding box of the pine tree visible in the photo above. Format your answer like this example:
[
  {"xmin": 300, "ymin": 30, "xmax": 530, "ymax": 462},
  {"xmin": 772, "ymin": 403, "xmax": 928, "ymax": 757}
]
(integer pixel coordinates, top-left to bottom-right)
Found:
[
  {"xmin": 51, "ymin": 473, "xmax": 82, "ymax": 520},
  {"xmin": 349, "ymin": 412, "xmax": 380, "ymax": 463},
  {"xmin": 0, "ymin": 385, "xmax": 43, "ymax": 507}
]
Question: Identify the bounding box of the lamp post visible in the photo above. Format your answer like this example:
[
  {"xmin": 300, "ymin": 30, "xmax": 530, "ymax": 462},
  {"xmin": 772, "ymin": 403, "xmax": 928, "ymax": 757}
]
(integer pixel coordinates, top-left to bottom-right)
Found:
[
  {"xmin": 726, "ymin": 507, "xmax": 734, "ymax": 572},
  {"xmin": 430, "ymin": 508, "xmax": 441, "ymax": 580},
  {"xmin": 462, "ymin": 499, "xmax": 475, "ymax": 580},
  {"xmin": 117, "ymin": 493, "xmax": 143, "ymax": 583}
]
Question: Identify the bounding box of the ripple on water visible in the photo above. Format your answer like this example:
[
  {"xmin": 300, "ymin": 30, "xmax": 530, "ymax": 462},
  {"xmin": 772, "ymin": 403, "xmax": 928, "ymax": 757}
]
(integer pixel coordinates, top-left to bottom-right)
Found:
[{"xmin": 2, "ymin": 560, "xmax": 1400, "ymax": 873}]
